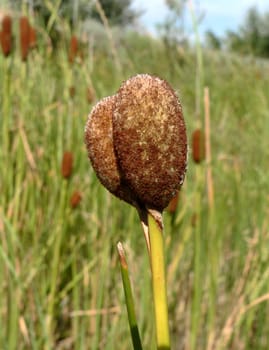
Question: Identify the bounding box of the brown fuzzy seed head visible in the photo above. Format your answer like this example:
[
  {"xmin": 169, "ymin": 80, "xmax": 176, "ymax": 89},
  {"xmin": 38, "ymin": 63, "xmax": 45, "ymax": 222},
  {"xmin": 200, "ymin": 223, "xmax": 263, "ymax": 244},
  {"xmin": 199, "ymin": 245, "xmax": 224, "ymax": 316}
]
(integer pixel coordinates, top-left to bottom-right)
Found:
[
  {"xmin": 85, "ymin": 96, "xmax": 119, "ymax": 193},
  {"xmin": 1, "ymin": 15, "xmax": 12, "ymax": 57},
  {"xmin": 0, "ymin": 30, "xmax": 11, "ymax": 57},
  {"xmin": 61, "ymin": 151, "xmax": 73, "ymax": 179},
  {"xmin": 85, "ymin": 96, "xmax": 137, "ymax": 206},
  {"xmin": 20, "ymin": 16, "xmax": 30, "ymax": 61},
  {"xmin": 192, "ymin": 128, "xmax": 205, "ymax": 163},
  {"xmin": 2, "ymin": 15, "xmax": 12, "ymax": 35},
  {"xmin": 113, "ymin": 74, "xmax": 187, "ymax": 211},
  {"xmin": 29, "ymin": 27, "xmax": 37, "ymax": 49},
  {"xmin": 69, "ymin": 35, "xmax": 78, "ymax": 64},
  {"xmin": 70, "ymin": 191, "xmax": 82, "ymax": 208}
]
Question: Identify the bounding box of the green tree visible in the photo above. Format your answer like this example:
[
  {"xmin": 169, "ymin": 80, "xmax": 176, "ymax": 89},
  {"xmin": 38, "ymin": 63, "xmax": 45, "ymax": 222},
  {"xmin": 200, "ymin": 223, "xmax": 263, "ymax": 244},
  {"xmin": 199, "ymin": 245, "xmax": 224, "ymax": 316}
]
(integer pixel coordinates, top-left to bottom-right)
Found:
[
  {"xmin": 9, "ymin": 0, "xmax": 140, "ymax": 27},
  {"xmin": 204, "ymin": 30, "xmax": 222, "ymax": 50},
  {"xmin": 225, "ymin": 6, "xmax": 269, "ymax": 57},
  {"xmin": 91, "ymin": 0, "xmax": 140, "ymax": 26}
]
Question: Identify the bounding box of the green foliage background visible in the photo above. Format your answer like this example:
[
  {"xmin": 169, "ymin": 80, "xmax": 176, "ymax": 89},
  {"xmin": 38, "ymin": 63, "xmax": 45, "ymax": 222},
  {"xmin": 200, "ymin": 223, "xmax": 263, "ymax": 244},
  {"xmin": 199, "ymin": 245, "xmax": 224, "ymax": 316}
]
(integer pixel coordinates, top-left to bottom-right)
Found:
[{"xmin": 1, "ymin": 2, "xmax": 269, "ymax": 349}]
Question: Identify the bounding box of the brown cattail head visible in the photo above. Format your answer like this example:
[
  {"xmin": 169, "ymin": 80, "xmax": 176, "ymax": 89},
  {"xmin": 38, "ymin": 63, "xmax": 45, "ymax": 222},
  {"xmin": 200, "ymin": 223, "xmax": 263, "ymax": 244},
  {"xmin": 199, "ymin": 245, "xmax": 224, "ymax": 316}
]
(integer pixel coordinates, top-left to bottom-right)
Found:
[
  {"xmin": 2, "ymin": 15, "xmax": 12, "ymax": 35},
  {"xmin": 61, "ymin": 151, "xmax": 73, "ymax": 179},
  {"xmin": 69, "ymin": 86, "xmax": 76, "ymax": 98},
  {"xmin": 113, "ymin": 74, "xmax": 187, "ymax": 211},
  {"xmin": 166, "ymin": 191, "xmax": 180, "ymax": 214},
  {"xmin": 69, "ymin": 35, "xmax": 79, "ymax": 64},
  {"xmin": 85, "ymin": 74, "xmax": 188, "ymax": 212},
  {"xmin": 85, "ymin": 96, "xmax": 137, "ymax": 206},
  {"xmin": 0, "ymin": 15, "xmax": 12, "ymax": 56},
  {"xmin": 29, "ymin": 26, "xmax": 37, "ymax": 49},
  {"xmin": 192, "ymin": 128, "xmax": 205, "ymax": 163},
  {"xmin": 70, "ymin": 191, "xmax": 82, "ymax": 208},
  {"xmin": 20, "ymin": 16, "xmax": 30, "ymax": 61}
]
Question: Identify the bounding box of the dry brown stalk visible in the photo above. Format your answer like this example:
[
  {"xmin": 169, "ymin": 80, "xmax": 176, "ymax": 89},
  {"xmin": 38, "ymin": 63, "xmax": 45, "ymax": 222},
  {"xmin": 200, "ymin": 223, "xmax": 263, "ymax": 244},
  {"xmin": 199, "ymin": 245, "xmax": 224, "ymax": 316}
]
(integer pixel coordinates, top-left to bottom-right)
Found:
[{"xmin": 94, "ymin": 0, "xmax": 122, "ymax": 73}]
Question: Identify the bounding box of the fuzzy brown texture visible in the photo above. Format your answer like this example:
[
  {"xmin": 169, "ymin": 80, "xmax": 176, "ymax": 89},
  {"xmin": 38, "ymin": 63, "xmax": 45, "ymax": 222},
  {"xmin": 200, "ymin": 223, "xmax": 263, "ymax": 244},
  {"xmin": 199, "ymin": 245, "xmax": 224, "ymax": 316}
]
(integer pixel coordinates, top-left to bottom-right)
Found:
[
  {"xmin": 113, "ymin": 74, "xmax": 187, "ymax": 211},
  {"xmin": 0, "ymin": 30, "xmax": 11, "ymax": 57},
  {"xmin": 70, "ymin": 191, "xmax": 82, "ymax": 208},
  {"xmin": 69, "ymin": 35, "xmax": 78, "ymax": 64},
  {"xmin": 192, "ymin": 128, "xmax": 205, "ymax": 163},
  {"xmin": 61, "ymin": 151, "xmax": 73, "ymax": 179},
  {"xmin": 0, "ymin": 15, "xmax": 12, "ymax": 57},
  {"xmin": 20, "ymin": 16, "xmax": 30, "ymax": 61},
  {"xmin": 85, "ymin": 96, "xmax": 137, "ymax": 206},
  {"xmin": 2, "ymin": 15, "xmax": 12, "ymax": 34},
  {"xmin": 29, "ymin": 27, "xmax": 37, "ymax": 49}
]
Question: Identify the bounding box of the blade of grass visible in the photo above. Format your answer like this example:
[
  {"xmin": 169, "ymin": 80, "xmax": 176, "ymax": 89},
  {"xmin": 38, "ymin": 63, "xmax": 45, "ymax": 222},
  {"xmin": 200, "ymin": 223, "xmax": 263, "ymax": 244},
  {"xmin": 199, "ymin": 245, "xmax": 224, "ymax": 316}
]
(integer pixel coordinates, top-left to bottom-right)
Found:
[{"xmin": 117, "ymin": 241, "xmax": 143, "ymax": 350}]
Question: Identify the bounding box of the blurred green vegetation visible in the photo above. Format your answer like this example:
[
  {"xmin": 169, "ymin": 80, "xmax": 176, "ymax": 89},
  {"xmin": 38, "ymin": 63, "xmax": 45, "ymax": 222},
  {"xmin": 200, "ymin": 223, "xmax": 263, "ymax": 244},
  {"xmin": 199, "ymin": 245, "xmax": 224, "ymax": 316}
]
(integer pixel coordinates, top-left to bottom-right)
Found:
[{"xmin": 1, "ymin": 5, "xmax": 269, "ymax": 350}]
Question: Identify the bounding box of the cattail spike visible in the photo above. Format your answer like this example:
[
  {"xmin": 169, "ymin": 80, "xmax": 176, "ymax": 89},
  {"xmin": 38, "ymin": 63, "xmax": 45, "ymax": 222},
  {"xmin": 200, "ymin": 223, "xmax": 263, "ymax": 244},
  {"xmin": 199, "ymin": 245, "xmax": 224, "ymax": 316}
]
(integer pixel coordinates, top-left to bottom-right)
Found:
[
  {"xmin": 29, "ymin": 26, "xmax": 37, "ymax": 49},
  {"xmin": 69, "ymin": 35, "xmax": 79, "ymax": 64},
  {"xmin": 192, "ymin": 128, "xmax": 205, "ymax": 163},
  {"xmin": 61, "ymin": 151, "xmax": 73, "ymax": 179},
  {"xmin": 0, "ymin": 15, "xmax": 12, "ymax": 57},
  {"xmin": 70, "ymin": 191, "xmax": 82, "ymax": 208},
  {"xmin": 20, "ymin": 16, "xmax": 30, "ymax": 61}
]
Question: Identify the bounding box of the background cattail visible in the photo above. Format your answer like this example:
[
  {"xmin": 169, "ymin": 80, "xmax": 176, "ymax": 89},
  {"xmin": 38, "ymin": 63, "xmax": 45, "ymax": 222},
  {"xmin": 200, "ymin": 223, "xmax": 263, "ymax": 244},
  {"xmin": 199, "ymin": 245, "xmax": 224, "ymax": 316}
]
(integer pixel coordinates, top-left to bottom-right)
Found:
[
  {"xmin": 166, "ymin": 191, "xmax": 180, "ymax": 214},
  {"xmin": 61, "ymin": 151, "xmax": 73, "ymax": 179},
  {"xmin": 69, "ymin": 35, "xmax": 78, "ymax": 64},
  {"xmin": 192, "ymin": 128, "xmax": 205, "ymax": 163},
  {"xmin": 20, "ymin": 16, "xmax": 30, "ymax": 61},
  {"xmin": 29, "ymin": 26, "xmax": 37, "ymax": 49},
  {"xmin": 70, "ymin": 191, "xmax": 82, "ymax": 208},
  {"xmin": 69, "ymin": 86, "xmax": 76, "ymax": 98},
  {"xmin": 0, "ymin": 15, "xmax": 12, "ymax": 57}
]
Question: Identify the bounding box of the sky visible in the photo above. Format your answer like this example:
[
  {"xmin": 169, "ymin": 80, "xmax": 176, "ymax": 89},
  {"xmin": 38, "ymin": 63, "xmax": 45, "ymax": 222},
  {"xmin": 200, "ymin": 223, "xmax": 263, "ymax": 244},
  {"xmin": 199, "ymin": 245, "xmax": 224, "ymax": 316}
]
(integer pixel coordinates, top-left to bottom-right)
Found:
[{"xmin": 132, "ymin": 0, "xmax": 269, "ymax": 38}]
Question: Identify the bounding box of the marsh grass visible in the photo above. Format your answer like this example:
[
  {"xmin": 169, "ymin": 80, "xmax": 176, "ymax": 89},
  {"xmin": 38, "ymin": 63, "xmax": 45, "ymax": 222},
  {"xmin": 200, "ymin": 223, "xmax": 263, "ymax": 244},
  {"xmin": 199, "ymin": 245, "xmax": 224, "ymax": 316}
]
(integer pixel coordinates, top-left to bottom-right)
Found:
[{"xmin": 1, "ymin": 11, "xmax": 269, "ymax": 350}]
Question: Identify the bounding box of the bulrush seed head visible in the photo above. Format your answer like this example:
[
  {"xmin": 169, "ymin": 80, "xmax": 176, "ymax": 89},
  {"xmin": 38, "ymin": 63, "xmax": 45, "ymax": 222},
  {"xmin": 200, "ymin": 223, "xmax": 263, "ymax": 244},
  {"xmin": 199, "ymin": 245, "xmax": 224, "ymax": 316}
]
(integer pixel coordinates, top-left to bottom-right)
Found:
[
  {"xmin": 85, "ymin": 74, "xmax": 187, "ymax": 212},
  {"xmin": 2, "ymin": 15, "xmax": 12, "ymax": 35},
  {"xmin": 192, "ymin": 128, "xmax": 205, "ymax": 163},
  {"xmin": 61, "ymin": 151, "xmax": 73, "ymax": 179},
  {"xmin": 69, "ymin": 35, "xmax": 78, "ymax": 64},
  {"xmin": 20, "ymin": 16, "xmax": 30, "ymax": 61},
  {"xmin": 85, "ymin": 96, "xmax": 137, "ymax": 206},
  {"xmin": 70, "ymin": 191, "xmax": 82, "ymax": 208},
  {"xmin": 0, "ymin": 15, "xmax": 12, "ymax": 57},
  {"xmin": 29, "ymin": 27, "xmax": 37, "ymax": 49},
  {"xmin": 113, "ymin": 74, "xmax": 187, "ymax": 211}
]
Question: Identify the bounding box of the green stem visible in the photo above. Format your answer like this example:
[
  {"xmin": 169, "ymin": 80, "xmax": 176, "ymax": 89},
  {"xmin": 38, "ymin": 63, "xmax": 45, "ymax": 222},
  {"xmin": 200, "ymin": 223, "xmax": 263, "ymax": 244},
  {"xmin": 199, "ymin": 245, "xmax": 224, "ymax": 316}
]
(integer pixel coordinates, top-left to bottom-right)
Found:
[
  {"xmin": 148, "ymin": 211, "xmax": 170, "ymax": 350},
  {"xmin": 117, "ymin": 242, "xmax": 143, "ymax": 350}
]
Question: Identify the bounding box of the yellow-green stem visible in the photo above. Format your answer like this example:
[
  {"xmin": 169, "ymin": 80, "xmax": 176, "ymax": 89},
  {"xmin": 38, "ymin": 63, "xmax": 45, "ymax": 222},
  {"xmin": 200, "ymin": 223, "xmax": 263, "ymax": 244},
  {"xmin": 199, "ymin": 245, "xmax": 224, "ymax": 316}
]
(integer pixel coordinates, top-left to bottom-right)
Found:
[{"xmin": 148, "ymin": 212, "xmax": 170, "ymax": 350}]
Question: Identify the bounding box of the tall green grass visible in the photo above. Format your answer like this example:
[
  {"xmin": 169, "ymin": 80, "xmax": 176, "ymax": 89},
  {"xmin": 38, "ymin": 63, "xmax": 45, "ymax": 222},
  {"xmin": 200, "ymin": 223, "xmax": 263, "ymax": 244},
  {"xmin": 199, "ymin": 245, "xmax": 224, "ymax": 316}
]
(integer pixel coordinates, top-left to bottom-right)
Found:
[{"xmin": 1, "ymin": 17, "xmax": 269, "ymax": 349}]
